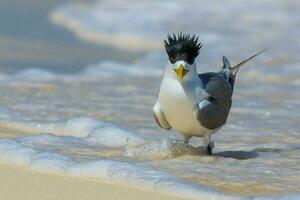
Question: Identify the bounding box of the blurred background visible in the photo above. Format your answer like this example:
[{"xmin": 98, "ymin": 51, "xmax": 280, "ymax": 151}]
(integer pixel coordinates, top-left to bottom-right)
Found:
[
  {"xmin": 0, "ymin": 0, "xmax": 140, "ymax": 74},
  {"xmin": 0, "ymin": 0, "xmax": 299, "ymax": 73}
]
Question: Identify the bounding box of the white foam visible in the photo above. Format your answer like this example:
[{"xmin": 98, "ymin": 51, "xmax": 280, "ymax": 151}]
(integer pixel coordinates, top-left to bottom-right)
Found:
[
  {"xmin": 1, "ymin": 132, "xmax": 297, "ymax": 200},
  {"xmin": 0, "ymin": 139, "xmax": 36, "ymax": 165},
  {"xmin": 0, "ymin": 97, "xmax": 299, "ymax": 199},
  {"xmin": 66, "ymin": 160, "xmax": 238, "ymax": 200},
  {"xmin": 81, "ymin": 60, "xmax": 162, "ymax": 78},
  {"xmin": 30, "ymin": 152, "xmax": 75, "ymax": 173},
  {"xmin": 50, "ymin": 0, "xmax": 300, "ymax": 55},
  {"xmin": 13, "ymin": 68, "xmax": 57, "ymax": 81},
  {"xmin": 50, "ymin": 0, "xmax": 223, "ymax": 50},
  {"xmin": 0, "ymin": 112, "xmax": 234, "ymax": 199},
  {"xmin": 0, "ymin": 135, "xmax": 239, "ymax": 200},
  {"xmin": 0, "ymin": 111, "xmax": 146, "ymax": 147},
  {"xmin": 126, "ymin": 139, "xmax": 206, "ymax": 159},
  {"xmin": 0, "ymin": 58, "xmax": 164, "ymax": 82},
  {"xmin": 87, "ymin": 124, "xmax": 145, "ymax": 147}
]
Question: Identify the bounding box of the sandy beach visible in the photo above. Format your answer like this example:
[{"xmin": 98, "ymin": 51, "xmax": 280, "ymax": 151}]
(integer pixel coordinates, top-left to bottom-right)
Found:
[{"xmin": 0, "ymin": 163, "xmax": 190, "ymax": 200}]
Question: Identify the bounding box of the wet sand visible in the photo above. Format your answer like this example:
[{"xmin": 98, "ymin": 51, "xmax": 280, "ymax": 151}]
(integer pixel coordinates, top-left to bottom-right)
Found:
[{"xmin": 0, "ymin": 163, "xmax": 190, "ymax": 200}]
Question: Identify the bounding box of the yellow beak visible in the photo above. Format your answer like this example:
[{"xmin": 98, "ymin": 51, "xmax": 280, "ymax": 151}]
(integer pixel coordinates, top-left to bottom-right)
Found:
[{"xmin": 176, "ymin": 64, "xmax": 186, "ymax": 83}]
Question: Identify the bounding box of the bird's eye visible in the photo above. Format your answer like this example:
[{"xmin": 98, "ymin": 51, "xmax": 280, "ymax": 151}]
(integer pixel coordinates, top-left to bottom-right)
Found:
[{"xmin": 187, "ymin": 58, "xmax": 195, "ymax": 65}]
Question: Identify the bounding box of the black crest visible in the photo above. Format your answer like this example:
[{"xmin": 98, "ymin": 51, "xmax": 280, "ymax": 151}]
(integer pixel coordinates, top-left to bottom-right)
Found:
[{"xmin": 164, "ymin": 33, "xmax": 202, "ymax": 64}]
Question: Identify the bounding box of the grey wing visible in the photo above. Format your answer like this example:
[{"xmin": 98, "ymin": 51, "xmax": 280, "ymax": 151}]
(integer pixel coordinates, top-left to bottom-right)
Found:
[
  {"xmin": 193, "ymin": 73, "xmax": 232, "ymax": 130},
  {"xmin": 153, "ymin": 102, "xmax": 171, "ymax": 130}
]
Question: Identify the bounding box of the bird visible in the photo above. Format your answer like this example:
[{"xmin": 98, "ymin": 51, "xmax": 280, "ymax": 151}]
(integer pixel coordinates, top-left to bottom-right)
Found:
[{"xmin": 153, "ymin": 33, "xmax": 266, "ymax": 155}]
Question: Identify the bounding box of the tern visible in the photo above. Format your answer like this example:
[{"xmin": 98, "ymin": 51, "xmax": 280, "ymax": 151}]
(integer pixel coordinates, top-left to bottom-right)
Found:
[{"xmin": 153, "ymin": 33, "xmax": 265, "ymax": 155}]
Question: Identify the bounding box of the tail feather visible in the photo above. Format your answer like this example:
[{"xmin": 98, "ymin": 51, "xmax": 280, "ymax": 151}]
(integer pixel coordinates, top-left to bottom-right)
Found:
[
  {"xmin": 222, "ymin": 48, "xmax": 267, "ymax": 91},
  {"xmin": 229, "ymin": 48, "xmax": 268, "ymax": 75},
  {"xmin": 222, "ymin": 56, "xmax": 231, "ymax": 69}
]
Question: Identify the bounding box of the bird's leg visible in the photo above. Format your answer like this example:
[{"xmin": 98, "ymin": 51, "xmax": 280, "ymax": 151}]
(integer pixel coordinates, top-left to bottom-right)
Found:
[{"xmin": 203, "ymin": 134, "xmax": 214, "ymax": 155}]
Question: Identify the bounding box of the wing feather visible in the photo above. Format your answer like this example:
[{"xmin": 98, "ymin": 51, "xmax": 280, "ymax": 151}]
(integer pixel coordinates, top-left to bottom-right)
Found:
[{"xmin": 193, "ymin": 73, "xmax": 232, "ymax": 130}]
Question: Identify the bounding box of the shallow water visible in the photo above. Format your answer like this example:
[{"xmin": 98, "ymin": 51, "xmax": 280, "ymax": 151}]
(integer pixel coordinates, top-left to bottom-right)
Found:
[
  {"xmin": 0, "ymin": 0, "xmax": 140, "ymax": 73},
  {"xmin": 0, "ymin": 0, "xmax": 300, "ymax": 199}
]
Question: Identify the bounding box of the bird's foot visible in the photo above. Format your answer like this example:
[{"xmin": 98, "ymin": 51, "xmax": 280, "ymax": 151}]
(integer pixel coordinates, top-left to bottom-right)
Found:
[
  {"xmin": 206, "ymin": 142, "xmax": 214, "ymax": 156},
  {"xmin": 206, "ymin": 145, "xmax": 212, "ymax": 155}
]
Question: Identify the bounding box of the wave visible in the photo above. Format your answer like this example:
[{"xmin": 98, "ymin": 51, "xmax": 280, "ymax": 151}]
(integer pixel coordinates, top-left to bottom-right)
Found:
[
  {"xmin": 0, "ymin": 111, "xmax": 298, "ymax": 199},
  {"xmin": 0, "ymin": 107, "xmax": 236, "ymax": 199},
  {"xmin": 50, "ymin": 0, "xmax": 300, "ymax": 59},
  {"xmin": 0, "ymin": 60, "xmax": 163, "ymax": 82},
  {"xmin": 49, "ymin": 0, "xmax": 224, "ymax": 50}
]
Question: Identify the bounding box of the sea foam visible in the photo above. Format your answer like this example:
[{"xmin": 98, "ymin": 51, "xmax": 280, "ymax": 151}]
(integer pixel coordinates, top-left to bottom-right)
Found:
[
  {"xmin": 0, "ymin": 56, "xmax": 163, "ymax": 83},
  {"xmin": 50, "ymin": 0, "xmax": 222, "ymax": 50},
  {"xmin": 0, "ymin": 114, "xmax": 298, "ymax": 200},
  {"xmin": 0, "ymin": 112, "xmax": 237, "ymax": 200},
  {"xmin": 0, "ymin": 105, "xmax": 299, "ymax": 199}
]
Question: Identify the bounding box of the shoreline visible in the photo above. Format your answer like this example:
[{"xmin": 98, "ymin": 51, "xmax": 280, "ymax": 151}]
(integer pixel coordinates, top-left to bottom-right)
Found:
[{"xmin": 0, "ymin": 163, "xmax": 191, "ymax": 200}]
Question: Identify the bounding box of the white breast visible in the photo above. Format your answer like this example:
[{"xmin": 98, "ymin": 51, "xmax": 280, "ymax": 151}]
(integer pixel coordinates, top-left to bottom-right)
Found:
[{"xmin": 158, "ymin": 77, "xmax": 212, "ymax": 138}]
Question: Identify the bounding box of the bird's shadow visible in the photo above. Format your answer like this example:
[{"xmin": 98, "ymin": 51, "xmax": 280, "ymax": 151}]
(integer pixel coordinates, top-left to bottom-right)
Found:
[
  {"xmin": 213, "ymin": 150, "xmax": 258, "ymax": 160},
  {"xmin": 213, "ymin": 146, "xmax": 300, "ymax": 160}
]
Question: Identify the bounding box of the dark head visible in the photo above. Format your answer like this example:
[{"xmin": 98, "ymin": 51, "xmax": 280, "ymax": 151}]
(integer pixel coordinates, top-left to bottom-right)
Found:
[
  {"xmin": 164, "ymin": 33, "xmax": 202, "ymax": 82},
  {"xmin": 164, "ymin": 33, "xmax": 202, "ymax": 65}
]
